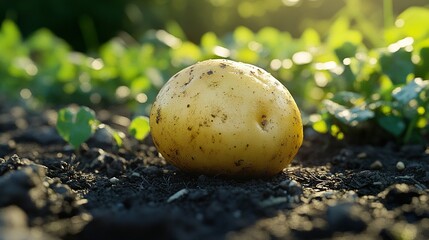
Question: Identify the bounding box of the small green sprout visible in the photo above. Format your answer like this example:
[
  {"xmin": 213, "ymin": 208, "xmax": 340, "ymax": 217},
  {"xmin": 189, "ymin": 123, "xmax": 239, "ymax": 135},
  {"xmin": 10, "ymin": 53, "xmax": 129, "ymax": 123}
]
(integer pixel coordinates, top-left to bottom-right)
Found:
[
  {"xmin": 56, "ymin": 106, "xmax": 124, "ymax": 149},
  {"xmin": 103, "ymin": 124, "xmax": 125, "ymax": 147},
  {"xmin": 128, "ymin": 116, "xmax": 150, "ymax": 141},
  {"xmin": 56, "ymin": 106, "xmax": 98, "ymax": 149}
]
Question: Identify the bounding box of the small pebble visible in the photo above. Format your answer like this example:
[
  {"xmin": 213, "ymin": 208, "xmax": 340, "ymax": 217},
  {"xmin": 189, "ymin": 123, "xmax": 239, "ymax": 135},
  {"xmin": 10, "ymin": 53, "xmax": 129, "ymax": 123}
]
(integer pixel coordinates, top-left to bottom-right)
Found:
[
  {"xmin": 131, "ymin": 172, "xmax": 141, "ymax": 177},
  {"xmin": 195, "ymin": 213, "xmax": 204, "ymax": 221},
  {"xmin": 89, "ymin": 125, "xmax": 117, "ymax": 147},
  {"xmin": 373, "ymin": 181, "xmax": 383, "ymax": 186},
  {"xmin": 345, "ymin": 190, "xmax": 359, "ymax": 202},
  {"xmin": 259, "ymin": 196, "xmax": 288, "ymax": 208},
  {"xmin": 279, "ymin": 179, "xmax": 302, "ymax": 196},
  {"xmin": 370, "ymin": 160, "xmax": 383, "ymax": 170},
  {"xmin": 197, "ymin": 175, "xmax": 207, "ymax": 182},
  {"xmin": 75, "ymin": 199, "xmax": 88, "ymax": 206},
  {"xmin": 326, "ymin": 202, "xmax": 368, "ymax": 232},
  {"xmin": 396, "ymin": 161, "xmax": 405, "ymax": 171},
  {"xmin": 233, "ymin": 210, "xmax": 241, "ymax": 218},
  {"xmin": 109, "ymin": 177, "xmax": 120, "ymax": 184}
]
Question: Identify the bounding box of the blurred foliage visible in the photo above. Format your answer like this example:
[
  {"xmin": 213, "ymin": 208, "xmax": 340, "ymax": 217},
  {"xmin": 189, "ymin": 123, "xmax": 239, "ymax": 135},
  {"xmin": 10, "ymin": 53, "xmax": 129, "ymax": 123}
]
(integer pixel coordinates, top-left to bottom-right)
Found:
[
  {"xmin": 129, "ymin": 116, "xmax": 150, "ymax": 141},
  {"xmin": 0, "ymin": 4, "xmax": 429, "ymax": 144},
  {"xmin": 0, "ymin": 0, "xmax": 128, "ymax": 52},
  {"xmin": 1, "ymin": 0, "xmax": 428, "ymax": 51}
]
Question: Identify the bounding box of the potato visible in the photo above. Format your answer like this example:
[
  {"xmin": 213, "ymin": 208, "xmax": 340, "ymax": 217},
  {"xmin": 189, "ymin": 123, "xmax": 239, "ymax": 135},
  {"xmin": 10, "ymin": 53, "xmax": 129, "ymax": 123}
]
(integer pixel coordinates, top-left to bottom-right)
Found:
[{"xmin": 150, "ymin": 59, "xmax": 303, "ymax": 177}]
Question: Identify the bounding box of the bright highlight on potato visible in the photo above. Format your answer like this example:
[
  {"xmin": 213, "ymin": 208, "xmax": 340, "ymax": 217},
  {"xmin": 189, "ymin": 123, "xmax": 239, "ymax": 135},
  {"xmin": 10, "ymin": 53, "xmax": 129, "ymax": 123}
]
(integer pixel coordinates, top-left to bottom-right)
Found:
[{"xmin": 149, "ymin": 59, "xmax": 303, "ymax": 177}]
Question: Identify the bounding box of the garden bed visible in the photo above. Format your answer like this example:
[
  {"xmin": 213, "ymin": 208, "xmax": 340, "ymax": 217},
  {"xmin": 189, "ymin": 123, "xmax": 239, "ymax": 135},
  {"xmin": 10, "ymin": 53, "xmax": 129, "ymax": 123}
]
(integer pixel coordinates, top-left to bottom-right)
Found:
[{"xmin": 0, "ymin": 103, "xmax": 428, "ymax": 240}]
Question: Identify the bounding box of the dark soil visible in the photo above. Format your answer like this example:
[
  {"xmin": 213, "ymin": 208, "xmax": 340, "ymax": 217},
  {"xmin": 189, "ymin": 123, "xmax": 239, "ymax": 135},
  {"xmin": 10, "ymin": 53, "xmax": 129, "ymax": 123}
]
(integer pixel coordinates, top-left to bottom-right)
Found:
[{"xmin": 0, "ymin": 103, "xmax": 428, "ymax": 240}]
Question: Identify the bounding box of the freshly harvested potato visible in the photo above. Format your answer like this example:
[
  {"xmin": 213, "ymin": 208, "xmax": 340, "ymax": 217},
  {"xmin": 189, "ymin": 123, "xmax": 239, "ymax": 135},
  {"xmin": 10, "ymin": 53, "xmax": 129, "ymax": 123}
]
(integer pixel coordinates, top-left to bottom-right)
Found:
[{"xmin": 150, "ymin": 59, "xmax": 303, "ymax": 177}]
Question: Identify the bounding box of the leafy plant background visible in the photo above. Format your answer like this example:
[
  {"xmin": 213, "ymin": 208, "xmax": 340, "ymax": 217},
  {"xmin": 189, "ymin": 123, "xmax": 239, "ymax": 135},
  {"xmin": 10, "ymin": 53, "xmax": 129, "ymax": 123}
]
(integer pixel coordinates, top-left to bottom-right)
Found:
[{"xmin": 0, "ymin": 0, "xmax": 428, "ymax": 144}]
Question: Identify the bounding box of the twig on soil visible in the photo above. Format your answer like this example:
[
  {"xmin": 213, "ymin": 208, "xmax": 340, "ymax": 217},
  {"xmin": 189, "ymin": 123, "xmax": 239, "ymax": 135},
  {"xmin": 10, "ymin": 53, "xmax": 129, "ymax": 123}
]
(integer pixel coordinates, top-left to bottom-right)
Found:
[
  {"xmin": 307, "ymin": 171, "xmax": 326, "ymax": 182},
  {"xmin": 138, "ymin": 176, "xmax": 151, "ymax": 190},
  {"xmin": 167, "ymin": 188, "xmax": 189, "ymax": 203},
  {"xmin": 158, "ymin": 176, "xmax": 173, "ymax": 193}
]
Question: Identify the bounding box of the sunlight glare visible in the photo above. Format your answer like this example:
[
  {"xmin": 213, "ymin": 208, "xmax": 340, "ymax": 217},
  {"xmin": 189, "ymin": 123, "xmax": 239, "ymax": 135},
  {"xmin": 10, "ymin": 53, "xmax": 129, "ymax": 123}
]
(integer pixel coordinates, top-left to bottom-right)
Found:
[
  {"xmin": 282, "ymin": 0, "xmax": 301, "ymax": 7},
  {"xmin": 91, "ymin": 58, "xmax": 104, "ymax": 70},
  {"xmin": 387, "ymin": 37, "xmax": 414, "ymax": 53},
  {"xmin": 20, "ymin": 88, "xmax": 32, "ymax": 100},
  {"xmin": 270, "ymin": 59, "xmax": 282, "ymax": 71},
  {"xmin": 116, "ymin": 86, "xmax": 130, "ymax": 99},
  {"xmin": 282, "ymin": 59, "xmax": 293, "ymax": 69},
  {"xmin": 314, "ymin": 72, "xmax": 328, "ymax": 87},
  {"xmin": 213, "ymin": 46, "xmax": 230, "ymax": 57},
  {"xmin": 136, "ymin": 93, "xmax": 148, "ymax": 103},
  {"xmin": 156, "ymin": 30, "xmax": 182, "ymax": 48},
  {"xmin": 292, "ymin": 51, "xmax": 312, "ymax": 65},
  {"xmin": 15, "ymin": 57, "xmax": 38, "ymax": 76},
  {"xmin": 248, "ymin": 41, "xmax": 262, "ymax": 52},
  {"xmin": 342, "ymin": 58, "xmax": 351, "ymax": 65},
  {"xmin": 90, "ymin": 93, "xmax": 101, "ymax": 104},
  {"xmin": 395, "ymin": 19, "xmax": 405, "ymax": 28},
  {"xmin": 315, "ymin": 61, "xmax": 337, "ymax": 70}
]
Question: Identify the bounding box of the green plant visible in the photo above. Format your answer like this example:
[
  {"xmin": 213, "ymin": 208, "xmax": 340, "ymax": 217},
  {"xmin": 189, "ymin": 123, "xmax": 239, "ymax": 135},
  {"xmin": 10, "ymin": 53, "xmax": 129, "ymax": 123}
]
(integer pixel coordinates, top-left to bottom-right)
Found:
[
  {"xmin": 56, "ymin": 106, "xmax": 98, "ymax": 149},
  {"xmin": 313, "ymin": 78, "xmax": 429, "ymax": 144},
  {"xmin": 56, "ymin": 106, "xmax": 124, "ymax": 149},
  {"xmin": 309, "ymin": 6, "xmax": 429, "ymax": 144},
  {"xmin": 128, "ymin": 116, "xmax": 150, "ymax": 141}
]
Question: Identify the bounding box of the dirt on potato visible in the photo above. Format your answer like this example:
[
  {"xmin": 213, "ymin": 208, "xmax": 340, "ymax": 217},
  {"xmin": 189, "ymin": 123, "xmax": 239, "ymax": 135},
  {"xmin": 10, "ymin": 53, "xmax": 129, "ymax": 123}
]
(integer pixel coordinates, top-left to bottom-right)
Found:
[{"xmin": 0, "ymin": 102, "xmax": 428, "ymax": 240}]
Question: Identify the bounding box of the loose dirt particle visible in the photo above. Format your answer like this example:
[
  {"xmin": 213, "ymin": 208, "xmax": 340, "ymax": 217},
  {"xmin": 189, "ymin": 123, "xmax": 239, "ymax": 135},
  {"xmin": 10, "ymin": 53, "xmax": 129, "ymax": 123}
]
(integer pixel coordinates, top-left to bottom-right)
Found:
[
  {"xmin": 396, "ymin": 161, "xmax": 405, "ymax": 171},
  {"xmin": 370, "ymin": 160, "xmax": 383, "ymax": 170}
]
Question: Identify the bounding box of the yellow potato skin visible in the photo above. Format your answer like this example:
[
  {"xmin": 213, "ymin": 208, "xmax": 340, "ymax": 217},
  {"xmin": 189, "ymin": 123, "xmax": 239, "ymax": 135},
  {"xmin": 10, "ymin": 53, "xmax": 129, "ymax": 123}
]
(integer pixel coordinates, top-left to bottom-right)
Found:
[{"xmin": 150, "ymin": 59, "xmax": 303, "ymax": 178}]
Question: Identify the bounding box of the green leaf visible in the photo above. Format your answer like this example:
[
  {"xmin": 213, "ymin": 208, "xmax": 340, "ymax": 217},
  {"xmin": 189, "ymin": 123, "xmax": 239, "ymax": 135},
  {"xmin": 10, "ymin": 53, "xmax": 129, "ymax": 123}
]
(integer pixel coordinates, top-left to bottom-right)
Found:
[
  {"xmin": 396, "ymin": 7, "xmax": 429, "ymax": 42},
  {"xmin": 0, "ymin": 19, "xmax": 21, "ymax": 46},
  {"xmin": 324, "ymin": 99, "xmax": 374, "ymax": 126},
  {"xmin": 392, "ymin": 78, "xmax": 429, "ymax": 105},
  {"xmin": 233, "ymin": 26, "xmax": 254, "ymax": 45},
  {"xmin": 165, "ymin": 21, "xmax": 187, "ymax": 40},
  {"xmin": 327, "ymin": 16, "xmax": 362, "ymax": 49},
  {"xmin": 312, "ymin": 120, "xmax": 328, "ymax": 134},
  {"xmin": 128, "ymin": 116, "xmax": 150, "ymax": 141},
  {"xmin": 130, "ymin": 76, "xmax": 151, "ymax": 94},
  {"xmin": 103, "ymin": 125, "xmax": 124, "ymax": 147},
  {"xmin": 56, "ymin": 106, "xmax": 97, "ymax": 149},
  {"xmin": 257, "ymin": 27, "xmax": 282, "ymax": 48},
  {"xmin": 171, "ymin": 42, "xmax": 201, "ymax": 66},
  {"xmin": 379, "ymin": 48, "xmax": 413, "ymax": 85},
  {"xmin": 201, "ymin": 32, "xmax": 219, "ymax": 51},
  {"xmin": 27, "ymin": 28, "xmax": 70, "ymax": 53},
  {"xmin": 100, "ymin": 40, "xmax": 125, "ymax": 66},
  {"xmin": 301, "ymin": 28, "xmax": 320, "ymax": 48},
  {"xmin": 377, "ymin": 115, "xmax": 406, "ymax": 137},
  {"xmin": 415, "ymin": 47, "xmax": 429, "ymax": 79},
  {"xmin": 335, "ymin": 42, "xmax": 358, "ymax": 61},
  {"xmin": 235, "ymin": 48, "xmax": 259, "ymax": 64},
  {"xmin": 330, "ymin": 91, "xmax": 363, "ymax": 106}
]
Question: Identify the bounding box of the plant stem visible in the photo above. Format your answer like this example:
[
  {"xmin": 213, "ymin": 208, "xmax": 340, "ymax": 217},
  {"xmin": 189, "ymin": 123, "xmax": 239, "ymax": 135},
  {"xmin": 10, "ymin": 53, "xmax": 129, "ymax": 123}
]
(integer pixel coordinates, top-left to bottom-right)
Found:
[
  {"xmin": 383, "ymin": 0, "xmax": 393, "ymax": 29},
  {"xmin": 403, "ymin": 115, "xmax": 417, "ymax": 144},
  {"xmin": 79, "ymin": 15, "xmax": 99, "ymax": 52}
]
